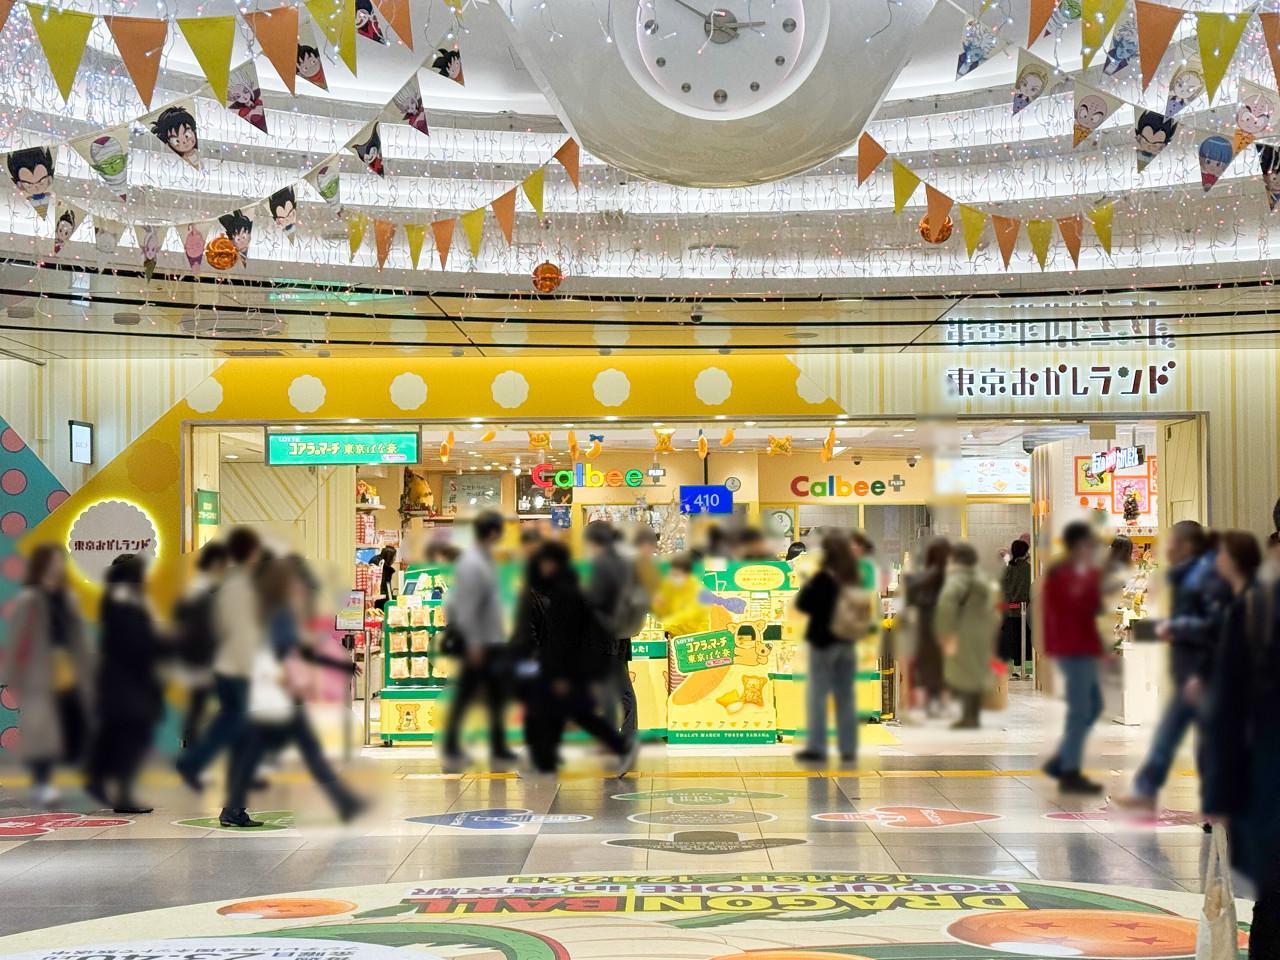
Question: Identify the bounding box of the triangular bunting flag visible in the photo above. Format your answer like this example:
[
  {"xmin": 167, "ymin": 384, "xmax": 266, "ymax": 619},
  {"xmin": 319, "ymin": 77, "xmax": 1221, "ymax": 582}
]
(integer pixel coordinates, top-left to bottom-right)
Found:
[
  {"xmin": 1134, "ymin": 106, "xmax": 1177, "ymax": 172},
  {"xmin": 1057, "ymin": 214, "xmax": 1084, "ymax": 266},
  {"xmin": 307, "ymin": 0, "xmax": 357, "ymax": 73},
  {"xmin": 522, "ymin": 167, "xmax": 545, "ymax": 217},
  {"xmin": 431, "ymin": 218, "xmax": 455, "ymax": 268},
  {"xmin": 348, "ymin": 121, "xmax": 384, "ymax": 177},
  {"xmin": 1012, "ymin": 49, "xmax": 1050, "ymax": 115},
  {"xmin": 431, "ymin": 45, "xmax": 464, "ymax": 84},
  {"xmin": 1197, "ymin": 133, "xmax": 1233, "ymax": 192},
  {"xmin": 346, "ymin": 211, "xmax": 368, "ymax": 260},
  {"xmin": 554, "ymin": 139, "xmax": 580, "ymax": 190},
  {"xmin": 890, "ymin": 160, "xmax": 920, "ymax": 214},
  {"xmin": 51, "ymin": 200, "xmax": 86, "ymax": 255},
  {"xmin": 1196, "ymin": 11, "xmax": 1249, "ymax": 103},
  {"xmin": 0, "ymin": 0, "xmax": 15, "ymax": 36},
  {"xmin": 856, "ymin": 132, "xmax": 887, "ymax": 185},
  {"xmin": 145, "ymin": 99, "xmax": 201, "ymax": 169},
  {"xmin": 296, "ymin": 20, "xmax": 329, "ymax": 90},
  {"xmin": 1072, "ymin": 80, "xmax": 1123, "ymax": 147},
  {"xmin": 1027, "ymin": 218, "xmax": 1053, "ymax": 270},
  {"xmin": 71, "ymin": 127, "xmax": 131, "ymax": 200},
  {"xmin": 1081, "ymin": 0, "xmax": 1125, "ymax": 69},
  {"xmin": 218, "ymin": 209, "xmax": 253, "ymax": 264},
  {"xmin": 244, "ymin": 6, "xmax": 299, "ymax": 94},
  {"xmin": 267, "ymin": 185, "xmax": 297, "ymax": 241},
  {"xmin": 355, "ymin": 0, "xmax": 388, "ymax": 45},
  {"xmin": 93, "ymin": 215, "xmax": 126, "ymax": 254},
  {"xmin": 178, "ymin": 16, "xmax": 236, "ymax": 100},
  {"xmin": 959, "ymin": 204, "xmax": 987, "ymax": 258},
  {"xmin": 491, "ymin": 188, "xmax": 517, "ymax": 244},
  {"xmin": 991, "ymin": 214, "xmax": 1020, "ymax": 268},
  {"xmin": 1233, "ymin": 79, "xmax": 1278, "ymax": 154},
  {"xmin": 1259, "ymin": 143, "xmax": 1280, "ymax": 211},
  {"xmin": 3, "ymin": 146, "xmax": 55, "ymax": 218},
  {"xmin": 26, "ymin": 6, "xmax": 95, "ymax": 102},
  {"xmin": 226, "ymin": 60, "xmax": 268, "ymax": 134},
  {"xmin": 1028, "ymin": 0, "xmax": 1056, "ymax": 45},
  {"xmin": 1086, "ymin": 202, "xmax": 1114, "ymax": 254},
  {"xmin": 957, "ymin": 18, "xmax": 1001, "ymax": 78},
  {"xmin": 305, "ymin": 160, "xmax": 342, "ymax": 208},
  {"xmin": 923, "ymin": 184, "xmax": 953, "ymax": 242},
  {"xmin": 134, "ymin": 223, "xmax": 169, "ymax": 280},
  {"xmin": 460, "ymin": 206, "xmax": 485, "ymax": 257},
  {"xmin": 373, "ymin": 0, "xmax": 412, "ymax": 48},
  {"xmin": 104, "ymin": 16, "xmax": 167, "ymax": 109},
  {"xmin": 1102, "ymin": 10, "xmax": 1138, "ymax": 76},
  {"xmin": 373, "ymin": 219, "xmax": 395, "ymax": 269},
  {"xmin": 404, "ymin": 222, "xmax": 426, "ymax": 268},
  {"xmin": 1134, "ymin": 1, "xmax": 1183, "ymax": 90},
  {"xmin": 387, "ymin": 72, "xmax": 428, "ymax": 134},
  {"xmin": 1261, "ymin": 13, "xmax": 1280, "ymax": 97},
  {"xmin": 179, "ymin": 221, "xmax": 210, "ymax": 270}
]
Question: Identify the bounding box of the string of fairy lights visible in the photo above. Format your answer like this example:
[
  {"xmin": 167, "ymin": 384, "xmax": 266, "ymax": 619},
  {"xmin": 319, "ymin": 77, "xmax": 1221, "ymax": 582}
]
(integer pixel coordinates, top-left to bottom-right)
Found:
[{"xmin": 0, "ymin": 0, "xmax": 1277, "ymax": 289}]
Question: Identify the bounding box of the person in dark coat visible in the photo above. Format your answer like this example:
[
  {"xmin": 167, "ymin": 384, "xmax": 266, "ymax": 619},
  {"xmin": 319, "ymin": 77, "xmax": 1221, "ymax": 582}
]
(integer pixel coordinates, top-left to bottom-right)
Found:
[
  {"xmin": 173, "ymin": 541, "xmax": 228, "ymax": 747},
  {"xmin": 999, "ymin": 539, "xmax": 1032, "ymax": 675},
  {"xmin": 584, "ymin": 521, "xmax": 646, "ymax": 740},
  {"xmin": 1202, "ymin": 530, "xmax": 1279, "ymax": 959},
  {"xmin": 906, "ymin": 539, "xmax": 950, "ymax": 716},
  {"xmin": 513, "ymin": 541, "xmax": 637, "ymax": 776},
  {"xmin": 87, "ymin": 554, "xmax": 167, "ymax": 814}
]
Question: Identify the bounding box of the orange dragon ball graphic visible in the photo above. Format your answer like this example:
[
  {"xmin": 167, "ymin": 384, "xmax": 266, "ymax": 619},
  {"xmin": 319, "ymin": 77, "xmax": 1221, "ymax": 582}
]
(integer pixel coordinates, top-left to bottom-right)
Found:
[
  {"xmin": 217, "ymin": 898, "xmax": 358, "ymax": 919},
  {"xmin": 946, "ymin": 908, "xmax": 1248, "ymax": 958}
]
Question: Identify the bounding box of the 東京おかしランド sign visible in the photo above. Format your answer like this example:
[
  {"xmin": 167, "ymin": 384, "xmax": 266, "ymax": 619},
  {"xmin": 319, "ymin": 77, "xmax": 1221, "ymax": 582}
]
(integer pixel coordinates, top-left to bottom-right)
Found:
[{"xmin": 267, "ymin": 433, "xmax": 419, "ymax": 466}]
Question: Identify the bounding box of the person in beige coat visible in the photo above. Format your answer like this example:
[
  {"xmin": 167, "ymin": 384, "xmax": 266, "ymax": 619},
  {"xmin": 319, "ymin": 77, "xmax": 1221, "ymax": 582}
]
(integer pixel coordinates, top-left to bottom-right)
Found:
[
  {"xmin": 4, "ymin": 545, "xmax": 93, "ymax": 807},
  {"xmin": 935, "ymin": 542, "xmax": 999, "ymax": 730}
]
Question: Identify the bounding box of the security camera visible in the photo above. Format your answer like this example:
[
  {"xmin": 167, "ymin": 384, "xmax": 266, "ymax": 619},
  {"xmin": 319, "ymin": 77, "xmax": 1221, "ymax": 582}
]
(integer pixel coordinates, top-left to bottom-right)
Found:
[
  {"xmin": 1021, "ymin": 439, "xmax": 1038, "ymax": 455},
  {"xmin": 852, "ymin": 457, "xmax": 862, "ymax": 466},
  {"xmin": 907, "ymin": 456, "xmax": 919, "ymax": 468},
  {"xmin": 690, "ymin": 310, "xmax": 704, "ymax": 324}
]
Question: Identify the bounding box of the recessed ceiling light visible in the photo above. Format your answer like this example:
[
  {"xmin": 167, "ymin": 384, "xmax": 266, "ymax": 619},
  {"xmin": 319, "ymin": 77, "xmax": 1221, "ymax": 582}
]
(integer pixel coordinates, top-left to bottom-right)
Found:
[
  {"xmin": 470, "ymin": 417, "xmax": 483, "ymax": 424},
  {"xmin": 562, "ymin": 423, "xmax": 574, "ymax": 428},
  {"xmin": 745, "ymin": 421, "xmax": 757, "ymax": 426},
  {"xmin": 714, "ymin": 415, "xmax": 725, "ymax": 420},
  {"xmin": 224, "ymin": 454, "xmax": 239, "ymax": 460},
  {"xmin": 652, "ymin": 421, "xmax": 664, "ymax": 427},
  {"xmin": 836, "ymin": 414, "xmax": 848, "ymax": 420},
  {"xmin": 606, "ymin": 415, "xmax": 618, "ymax": 421},
  {"xmin": 892, "ymin": 434, "xmax": 904, "ymax": 438},
  {"xmin": 904, "ymin": 427, "xmax": 915, "ymax": 432}
]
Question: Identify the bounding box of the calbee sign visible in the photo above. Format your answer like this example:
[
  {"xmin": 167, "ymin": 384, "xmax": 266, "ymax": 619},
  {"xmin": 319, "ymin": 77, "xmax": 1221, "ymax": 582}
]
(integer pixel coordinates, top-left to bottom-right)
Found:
[
  {"xmin": 790, "ymin": 473, "xmax": 906, "ymax": 498},
  {"xmin": 531, "ymin": 462, "xmax": 646, "ymax": 490}
]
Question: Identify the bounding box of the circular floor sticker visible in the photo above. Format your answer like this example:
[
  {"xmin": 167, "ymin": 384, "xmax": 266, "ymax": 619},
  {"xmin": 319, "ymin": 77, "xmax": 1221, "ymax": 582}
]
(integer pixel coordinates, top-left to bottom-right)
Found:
[
  {"xmin": 217, "ymin": 898, "xmax": 358, "ymax": 919},
  {"xmin": 0, "ymin": 873, "xmax": 1249, "ymax": 960},
  {"xmin": 628, "ymin": 810, "xmax": 776, "ymax": 826}
]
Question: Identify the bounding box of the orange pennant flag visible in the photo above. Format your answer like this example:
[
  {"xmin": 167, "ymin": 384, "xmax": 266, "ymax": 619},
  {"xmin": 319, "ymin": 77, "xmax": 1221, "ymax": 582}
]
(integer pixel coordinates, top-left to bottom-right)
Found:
[
  {"xmin": 1259, "ymin": 13, "xmax": 1280, "ymax": 95},
  {"xmin": 924, "ymin": 184, "xmax": 954, "ymax": 241},
  {"xmin": 1056, "ymin": 214, "xmax": 1084, "ymax": 267},
  {"xmin": 491, "ymin": 188, "xmax": 517, "ymax": 244},
  {"xmin": 243, "ymin": 6, "xmax": 299, "ymax": 94},
  {"xmin": 373, "ymin": 219, "xmax": 396, "ymax": 269},
  {"xmin": 431, "ymin": 218, "xmax": 455, "ymax": 269},
  {"xmin": 0, "ymin": 0, "xmax": 14, "ymax": 34},
  {"xmin": 554, "ymin": 139, "xmax": 580, "ymax": 190},
  {"xmin": 1027, "ymin": 0, "xmax": 1056, "ymax": 45},
  {"xmin": 373, "ymin": 0, "xmax": 412, "ymax": 48},
  {"xmin": 104, "ymin": 16, "xmax": 167, "ymax": 109},
  {"xmin": 1134, "ymin": 1, "xmax": 1183, "ymax": 90},
  {"xmin": 991, "ymin": 215, "xmax": 1021, "ymax": 268},
  {"xmin": 856, "ymin": 132, "xmax": 887, "ymax": 185}
]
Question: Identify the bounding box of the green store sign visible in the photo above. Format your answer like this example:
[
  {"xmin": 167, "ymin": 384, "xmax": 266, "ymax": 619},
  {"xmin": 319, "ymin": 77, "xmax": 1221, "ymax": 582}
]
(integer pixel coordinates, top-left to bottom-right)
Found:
[
  {"xmin": 195, "ymin": 488, "xmax": 220, "ymax": 525},
  {"xmin": 267, "ymin": 432, "xmax": 419, "ymax": 466}
]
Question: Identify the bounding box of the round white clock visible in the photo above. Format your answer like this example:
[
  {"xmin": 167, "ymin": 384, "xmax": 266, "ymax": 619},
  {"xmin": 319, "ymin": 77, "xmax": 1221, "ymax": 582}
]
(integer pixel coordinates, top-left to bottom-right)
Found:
[{"xmin": 622, "ymin": 0, "xmax": 817, "ymax": 121}]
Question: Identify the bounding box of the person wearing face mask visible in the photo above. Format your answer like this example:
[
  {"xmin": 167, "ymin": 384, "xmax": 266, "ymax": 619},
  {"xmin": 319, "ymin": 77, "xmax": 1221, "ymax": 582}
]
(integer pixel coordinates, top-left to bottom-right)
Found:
[{"xmin": 652, "ymin": 554, "xmax": 712, "ymax": 640}]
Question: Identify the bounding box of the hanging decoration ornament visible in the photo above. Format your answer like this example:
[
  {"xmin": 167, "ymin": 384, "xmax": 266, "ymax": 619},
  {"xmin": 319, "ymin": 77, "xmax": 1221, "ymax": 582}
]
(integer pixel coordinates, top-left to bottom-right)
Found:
[
  {"xmin": 479, "ymin": 430, "xmax": 496, "ymax": 443},
  {"xmin": 820, "ymin": 428, "xmax": 837, "ymax": 463},
  {"xmin": 567, "ymin": 430, "xmax": 580, "ymax": 462},
  {"xmin": 719, "ymin": 428, "xmax": 735, "ymax": 447},
  {"xmin": 653, "ymin": 430, "xmax": 675, "ymax": 454},
  {"xmin": 919, "ymin": 214, "xmax": 953, "ymax": 243},
  {"xmin": 204, "ymin": 234, "xmax": 238, "ymax": 270},
  {"xmin": 697, "ymin": 429, "xmax": 709, "ymax": 460},
  {"xmin": 528, "ymin": 431, "xmax": 551, "ymax": 451},
  {"xmin": 767, "ymin": 435, "xmax": 793, "ymax": 457},
  {"xmin": 586, "ymin": 433, "xmax": 603, "ymax": 458},
  {"xmin": 532, "ymin": 260, "xmax": 563, "ymax": 293}
]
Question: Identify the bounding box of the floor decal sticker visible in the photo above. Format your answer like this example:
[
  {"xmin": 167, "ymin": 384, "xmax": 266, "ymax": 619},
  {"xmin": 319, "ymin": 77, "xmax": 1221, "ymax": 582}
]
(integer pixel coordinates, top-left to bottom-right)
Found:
[
  {"xmin": 612, "ymin": 788, "xmax": 784, "ymax": 806},
  {"xmin": 217, "ymin": 898, "xmax": 358, "ymax": 919},
  {"xmin": 627, "ymin": 810, "xmax": 776, "ymax": 826},
  {"xmin": 408, "ymin": 808, "xmax": 593, "ymax": 830},
  {"xmin": 175, "ymin": 810, "xmax": 295, "ymax": 832},
  {"xmin": 1045, "ymin": 808, "xmax": 1204, "ymax": 829},
  {"xmin": 813, "ymin": 806, "xmax": 1002, "ymax": 828},
  {"xmin": 0, "ymin": 873, "xmax": 1250, "ymax": 960},
  {"xmin": 0, "ymin": 812, "xmax": 130, "ymax": 839},
  {"xmin": 603, "ymin": 830, "xmax": 805, "ymax": 855}
]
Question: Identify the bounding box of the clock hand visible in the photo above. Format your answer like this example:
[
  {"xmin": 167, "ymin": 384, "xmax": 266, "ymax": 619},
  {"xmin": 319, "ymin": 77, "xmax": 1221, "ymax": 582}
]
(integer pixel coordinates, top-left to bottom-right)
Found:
[{"xmin": 667, "ymin": 0, "xmax": 711, "ymax": 18}]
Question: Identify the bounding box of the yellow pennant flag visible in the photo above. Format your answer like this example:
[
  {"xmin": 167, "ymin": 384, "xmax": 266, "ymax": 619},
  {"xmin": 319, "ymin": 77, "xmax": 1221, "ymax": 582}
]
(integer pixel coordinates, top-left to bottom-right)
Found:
[
  {"xmin": 177, "ymin": 17, "xmax": 237, "ymax": 100},
  {"xmin": 346, "ymin": 211, "xmax": 368, "ymax": 260},
  {"xmin": 404, "ymin": 223, "xmax": 426, "ymax": 269},
  {"xmin": 1027, "ymin": 218, "xmax": 1053, "ymax": 270},
  {"xmin": 890, "ymin": 160, "xmax": 921, "ymax": 214},
  {"xmin": 460, "ymin": 207, "xmax": 485, "ymax": 257},
  {"xmin": 1081, "ymin": 0, "xmax": 1125, "ymax": 68},
  {"xmin": 959, "ymin": 204, "xmax": 987, "ymax": 258},
  {"xmin": 307, "ymin": 0, "xmax": 357, "ymax": 73},
  {"xmin": 522, "ymin": 167, "xmax": 545, "ymax": 218},
  {"xmin": 27, "ymin": 6, "xmax": 95, "ymax": 101},
  {"xmin": 1196, "ymin": 11, "xmax": 1250, "ymax": 103},
  {"xmin": 1086, "ymin": 201, "xmax": 1114, "ymax": 255}
]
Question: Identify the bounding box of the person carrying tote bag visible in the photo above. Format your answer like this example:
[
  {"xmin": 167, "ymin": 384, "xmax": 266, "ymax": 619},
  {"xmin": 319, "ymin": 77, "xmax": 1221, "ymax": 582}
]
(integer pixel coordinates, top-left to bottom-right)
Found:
[{"xmin": 1196, "ymin": 823, "xmax": 1241, "ymax": 960}]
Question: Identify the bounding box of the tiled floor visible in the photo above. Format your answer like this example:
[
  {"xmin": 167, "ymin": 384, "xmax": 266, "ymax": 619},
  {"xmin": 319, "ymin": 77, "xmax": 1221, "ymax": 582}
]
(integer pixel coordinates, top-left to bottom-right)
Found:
[{"xmin": 0, "ymin": 684, "xmax": 1244, "ymax": 960}]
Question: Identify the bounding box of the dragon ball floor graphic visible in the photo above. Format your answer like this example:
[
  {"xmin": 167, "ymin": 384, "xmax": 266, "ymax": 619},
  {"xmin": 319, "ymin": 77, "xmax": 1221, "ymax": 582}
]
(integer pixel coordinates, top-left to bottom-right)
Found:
[{"xmin": 0, "ymin": 873, "xmax": 1250, "ymax": 960}]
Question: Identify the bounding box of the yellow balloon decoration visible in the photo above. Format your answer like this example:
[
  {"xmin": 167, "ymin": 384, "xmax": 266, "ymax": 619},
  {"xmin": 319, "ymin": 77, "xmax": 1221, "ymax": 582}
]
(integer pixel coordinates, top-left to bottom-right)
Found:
[
  {"xmin": 586, "ymin": 440, "xmax": 602, "ymax": 458},
  {"xmin": 767, "ymin": 434, "xmax": 793, "ymax": 456},
  {"xmin": 653, "ymin": 429, "xmax": 675, "ymax": 454},
  {"xmin": 529, "ymin": 431, "xmax": 551, "ymax": 450},
  {"xmin": 719, "ymin": 428, "xmax": 735, "ymax": 447},
  {"xmin": 697, "ymin": 429, "xmax": 709, "ymax": 460}
]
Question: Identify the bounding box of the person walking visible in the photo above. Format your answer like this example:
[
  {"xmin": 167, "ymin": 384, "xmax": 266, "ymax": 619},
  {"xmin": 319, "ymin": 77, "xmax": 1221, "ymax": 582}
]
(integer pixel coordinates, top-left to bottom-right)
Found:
[
  {"xmin": 173, "ymin": 541, "xmax": 227, "ymax": 748},
  {"xmin": 440, "ymin": 511, "xmax": 514, "ymax": 771},
  {"xmin": 935, "ymin": 543, "xmax": 999, "ymax": 730},
  {"xmin": 1040, "ymin": 521, "xmax": 1106, "ymax": 794},
  {"xmin": 1201, "ymin": 530, "xmax": 1279, "ymax": 959},
  {"xmin": 373, "ymin": 545, "xmax": 398, "ymax": 611},
  {"xmin": 999, "ymin": 539, "xmax": 1032, "ymax": 678},
  {"xmin": 1115, "ymin": 520, "xmax": 1229, "ymax": 811},
  {"xmin": 86, "ymin": 554, "xmax": 167, "ymax": 814},
  {"xmin": 3, "ymin": 545, "xmax": 92, "ymax": 808},
  {"xmin": 176, "ymin": 526, "xmax": 263, "ymax": 791},
  {"xmin": 793, "ymin": 532, "xmax": 865, "ymax": 765},
  {"xmin": 584, "ymin": 521, "xmax": 649, "ymax": 741},
  {"xmin": 512, "ymin": 541, "xmax": 637, "ymax": 776},
  {"xmin": 906, "ymin": 539, "xmax": 950, "ymax": 717}
]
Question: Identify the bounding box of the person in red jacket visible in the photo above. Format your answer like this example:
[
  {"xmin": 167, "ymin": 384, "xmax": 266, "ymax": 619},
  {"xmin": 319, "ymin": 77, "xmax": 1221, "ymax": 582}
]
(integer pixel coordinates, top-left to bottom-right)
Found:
[{"xmin": 1040, "ymin": 521, "xmax": 1106, "ymax": 794}]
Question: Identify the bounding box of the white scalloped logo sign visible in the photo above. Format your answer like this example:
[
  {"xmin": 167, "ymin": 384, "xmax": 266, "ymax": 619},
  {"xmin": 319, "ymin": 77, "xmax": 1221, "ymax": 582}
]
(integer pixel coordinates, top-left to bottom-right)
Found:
[{"xmin": 66, "ymin": 500, "xmax": 158, "ymax": 582}]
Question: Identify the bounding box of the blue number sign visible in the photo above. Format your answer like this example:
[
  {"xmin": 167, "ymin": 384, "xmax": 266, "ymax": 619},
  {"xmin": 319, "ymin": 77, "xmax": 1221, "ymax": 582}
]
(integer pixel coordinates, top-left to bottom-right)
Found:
[{"xmin": 679, "ymin": 484, "xmax": 734, "ymax": 515}]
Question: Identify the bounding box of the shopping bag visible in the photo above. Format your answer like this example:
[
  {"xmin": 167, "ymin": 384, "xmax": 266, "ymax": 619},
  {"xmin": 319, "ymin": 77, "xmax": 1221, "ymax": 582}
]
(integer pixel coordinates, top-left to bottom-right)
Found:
[
  {"xmin": 247, "ymin": 648, "xmax": 293, "ymax": 724},
  {"xmin": 1195, "ymin": 823, "xmax": 1240, "ymax": 960},
  {"xmin": 982, "ymin": 659, "xmax": 1009, "ymax": 711}
]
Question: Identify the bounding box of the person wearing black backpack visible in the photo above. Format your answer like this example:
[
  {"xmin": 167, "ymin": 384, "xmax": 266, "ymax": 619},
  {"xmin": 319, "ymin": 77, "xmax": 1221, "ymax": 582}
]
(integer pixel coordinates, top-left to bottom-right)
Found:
[
  {"xmin": 584, "ymin": 521, "xmax": 649, "ymax": 742},
  {"xmin": 173, "ymin": 541, "xmax": 228, "ymax": 748},
  {"xmin": 794, "ymin": 533, "xmax": 864, "ymax": 765}
]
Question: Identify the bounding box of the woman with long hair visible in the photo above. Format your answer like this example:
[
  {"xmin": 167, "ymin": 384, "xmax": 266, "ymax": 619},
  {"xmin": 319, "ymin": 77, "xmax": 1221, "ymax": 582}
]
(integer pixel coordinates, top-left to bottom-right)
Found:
[
  {"xmin": 907, "ymin": 538, "xmax": 951, "ymax": 716},
  {"xmin": 3, "ymin": 545, "xmax": 92, "ymax": 807}
]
